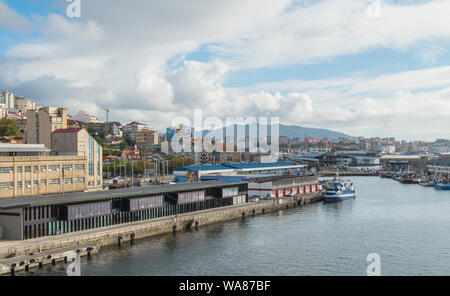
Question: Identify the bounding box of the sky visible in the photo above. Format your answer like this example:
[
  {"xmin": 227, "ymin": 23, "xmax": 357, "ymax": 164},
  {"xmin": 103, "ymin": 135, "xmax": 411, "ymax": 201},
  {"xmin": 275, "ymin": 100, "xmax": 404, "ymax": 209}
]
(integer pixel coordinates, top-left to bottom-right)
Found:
[{"xmin": 1, "ymin": 0, "xmax": 450, "ymax": 141}]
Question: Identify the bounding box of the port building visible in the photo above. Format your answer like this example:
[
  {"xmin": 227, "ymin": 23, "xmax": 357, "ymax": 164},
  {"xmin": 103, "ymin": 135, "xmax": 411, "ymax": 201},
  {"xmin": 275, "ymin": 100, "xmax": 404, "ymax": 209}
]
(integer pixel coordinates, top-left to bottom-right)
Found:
[
  {"xmin": 380, "ymin": 155, "xmax": 428, "ymax": 172},
  {"xmin": 0, "ymin": 181, "xmax": 247, "ymax": 240},
  {"xmin": 246, "ymin": 175, "xmax": 319, "ymax": 198}
]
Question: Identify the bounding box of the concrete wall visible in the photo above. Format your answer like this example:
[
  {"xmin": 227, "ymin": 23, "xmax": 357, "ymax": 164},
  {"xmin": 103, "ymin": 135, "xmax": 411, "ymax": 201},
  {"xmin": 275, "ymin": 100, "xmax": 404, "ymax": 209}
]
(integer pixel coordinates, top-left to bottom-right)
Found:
[{"xmin": 0, "ymin": 209, "xmax": 22, "ymax": 240}]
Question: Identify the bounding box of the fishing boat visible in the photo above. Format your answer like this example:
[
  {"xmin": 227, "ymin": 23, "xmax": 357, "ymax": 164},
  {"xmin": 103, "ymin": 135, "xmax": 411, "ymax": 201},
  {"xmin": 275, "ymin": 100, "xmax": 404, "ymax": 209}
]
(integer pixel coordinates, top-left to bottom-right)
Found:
[
  {"xmin": 434, "ymin": 183, "xmax": 450, "ymax": 190},
  {"xmin": 323, "ymin": 173, "xmax": 356, "ymax": 202}
]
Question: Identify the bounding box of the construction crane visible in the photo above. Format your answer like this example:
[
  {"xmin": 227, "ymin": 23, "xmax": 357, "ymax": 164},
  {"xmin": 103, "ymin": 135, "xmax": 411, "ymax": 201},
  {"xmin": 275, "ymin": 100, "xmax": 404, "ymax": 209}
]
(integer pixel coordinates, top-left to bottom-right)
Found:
[{"xmin": 103, "ymin": 107, "xmax": 110, "ymax": 123}]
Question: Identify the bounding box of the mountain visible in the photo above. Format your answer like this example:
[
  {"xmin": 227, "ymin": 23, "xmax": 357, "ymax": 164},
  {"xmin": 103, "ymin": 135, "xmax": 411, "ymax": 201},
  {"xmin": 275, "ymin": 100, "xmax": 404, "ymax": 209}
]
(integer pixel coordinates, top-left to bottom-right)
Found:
[
  {"xmin": 278, "ymin": 124, "xmax": 354, "ymax": 140},
  {"xmin": 199, "ymin": 124, "xmax": 354, "ymax": 140}
]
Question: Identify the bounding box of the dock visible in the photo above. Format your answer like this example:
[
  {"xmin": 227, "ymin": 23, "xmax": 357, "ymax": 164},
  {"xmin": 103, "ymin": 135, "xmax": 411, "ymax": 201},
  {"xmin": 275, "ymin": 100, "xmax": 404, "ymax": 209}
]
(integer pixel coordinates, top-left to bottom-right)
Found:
[{"xmin": 0, "ymin": 245, "xmax": 99, "ymax": 275}]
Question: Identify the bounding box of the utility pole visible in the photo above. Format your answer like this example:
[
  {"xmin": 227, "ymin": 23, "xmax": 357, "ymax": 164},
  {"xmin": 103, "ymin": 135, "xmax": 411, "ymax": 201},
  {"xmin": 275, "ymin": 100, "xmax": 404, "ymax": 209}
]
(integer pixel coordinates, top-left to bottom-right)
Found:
[
  {"xmin": 131, "ymin": 160, "xmax": 134, "ymax": 188},
  {"xmin": 103, "ymin": 107, "xmax": 110, "ymax": 123}
]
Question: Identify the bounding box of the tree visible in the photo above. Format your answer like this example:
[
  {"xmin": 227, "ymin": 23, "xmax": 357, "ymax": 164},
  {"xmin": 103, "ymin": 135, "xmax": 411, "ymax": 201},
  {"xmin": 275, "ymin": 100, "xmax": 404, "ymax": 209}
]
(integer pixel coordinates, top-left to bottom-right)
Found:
[
  {"xmin": 87, "ymin": 125, "xmax": 97, "ymax": 136},
  {"xmin": 119, "ymin": 141, "xmax": 128, "ymax": 151},
  {"xmin": 0, "ymin": 118, "xmax": 21, "ymax": 137}
]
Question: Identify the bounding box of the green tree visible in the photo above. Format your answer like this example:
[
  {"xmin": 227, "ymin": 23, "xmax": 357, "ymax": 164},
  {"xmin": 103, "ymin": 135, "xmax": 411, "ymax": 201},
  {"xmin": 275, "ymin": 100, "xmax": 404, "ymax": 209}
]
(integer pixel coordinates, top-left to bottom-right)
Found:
[
  {"xmin": 119, "ymin": 141, "xmax": 128, "ymax": 151},
  {"xmin": 87, "ymin": 125, "xmax": 97, "ymax": 136},
  {"xmin": 0, "ymin": 118, "xmax": 21, "ymax": 137}
]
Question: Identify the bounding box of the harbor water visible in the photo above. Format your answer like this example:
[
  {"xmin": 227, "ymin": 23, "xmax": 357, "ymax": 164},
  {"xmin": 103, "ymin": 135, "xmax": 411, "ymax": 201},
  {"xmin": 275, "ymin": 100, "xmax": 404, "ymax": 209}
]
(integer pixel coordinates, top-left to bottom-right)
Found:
[{"xmin": 16, "ymin": 177, "xmax": 450, "ymax": 276}]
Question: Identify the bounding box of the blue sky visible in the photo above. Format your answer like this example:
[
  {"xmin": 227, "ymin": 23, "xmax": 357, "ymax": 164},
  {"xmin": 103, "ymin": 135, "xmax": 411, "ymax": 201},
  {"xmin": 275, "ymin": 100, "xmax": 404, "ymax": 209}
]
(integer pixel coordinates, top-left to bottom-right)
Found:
[{"xmin": 1, "ymin": 0, "xmax": 450, "ymax": 141}]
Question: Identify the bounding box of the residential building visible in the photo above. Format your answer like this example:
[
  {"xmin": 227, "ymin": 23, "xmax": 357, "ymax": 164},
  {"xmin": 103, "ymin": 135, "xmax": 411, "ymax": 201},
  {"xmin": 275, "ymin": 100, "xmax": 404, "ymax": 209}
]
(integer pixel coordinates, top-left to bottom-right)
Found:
[
  {"xmin": 122, "ymin": 148, "xmax": 141, "ymax": 161},
  {"xmin": 13, "ymin": 96, "xmax": 36, "ymax": 113},
  {"xmin": 136, "ymin": 129, "xmax": 159, "ymax": 157},
  {"xmin": 123, "ymin": 122, "xmax": 147, "ymax": 141},
  {"xmin": 0, "ymin": 104, "xmax": 8, "ymax": 119},
  {"xmin": 0, "ymin": 91, "xmax": 14, "ymax": 110},
  {"xmin": 0, "ymin": 144, "xmax": 101, "ymax": 199},
  {"xmin": 26, "ymin": 107, "xmax": 68, "ymax": 148},
  {"xmin": 87, "ymin": 122, "xmax": 122, "ymax": 139},
  {"xmin": 51, "ymin": 128, "xmax": 103, "ymax": 189}
]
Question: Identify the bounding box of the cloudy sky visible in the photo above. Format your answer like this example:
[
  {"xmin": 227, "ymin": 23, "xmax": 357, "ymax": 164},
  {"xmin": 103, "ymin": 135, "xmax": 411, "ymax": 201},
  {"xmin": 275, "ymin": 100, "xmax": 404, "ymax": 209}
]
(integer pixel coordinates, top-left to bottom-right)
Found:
[{"xmin": 1, "ymin": 0, "xmax": 450, "ymax": 141}]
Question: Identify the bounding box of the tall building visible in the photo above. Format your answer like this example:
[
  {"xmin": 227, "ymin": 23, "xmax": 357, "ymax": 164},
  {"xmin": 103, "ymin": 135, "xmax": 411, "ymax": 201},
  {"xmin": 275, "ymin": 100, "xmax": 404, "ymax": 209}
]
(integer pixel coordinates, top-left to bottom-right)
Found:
[
  {"xmin": 51, "ymin": 128, "xmax": 103, "ymax": 189},
  {"xmin": 0, "ymin": 143, "xmax": 101, "ymax": 199},
  {"xmin": 13, "ymin": 96, "xmax": 36, "ymax": 113},
  {"xmin": 0, "ymin": 91, "xmax": 14, "ymax": 110},
  {"xmin": 26, "ymin": 107, "xmax": 68, "ymax": 148}
]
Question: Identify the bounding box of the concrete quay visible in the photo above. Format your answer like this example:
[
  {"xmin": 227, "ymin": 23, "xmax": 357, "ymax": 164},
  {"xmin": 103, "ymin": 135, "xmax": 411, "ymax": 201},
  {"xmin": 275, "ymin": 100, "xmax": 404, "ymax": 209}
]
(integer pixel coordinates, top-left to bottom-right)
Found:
[
  {"xmin": 0, "ymin": 193, "xmax": 322, "ymax": 273},
  {"xmin": 0, "ymin": 245, "xmax": 99, "ymax": 275}
]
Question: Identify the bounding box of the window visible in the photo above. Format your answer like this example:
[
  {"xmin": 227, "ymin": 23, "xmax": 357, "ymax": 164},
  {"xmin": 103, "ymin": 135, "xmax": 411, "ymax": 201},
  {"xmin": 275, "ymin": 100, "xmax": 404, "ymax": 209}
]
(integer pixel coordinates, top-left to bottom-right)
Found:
[
  {"xmin": 64, "ymin": 178, "xmax": 72, "ymax": 185},
  {"xmin": 40, "ymin": 165, "xmax": 46, "ymax": 172},
  {"xmin": 25, "ymin": 166, "xmax": 31, "ymax": 172},
  {"xmin": 0, "ymin": 182, "xmax": 13, "ymax": 189},
  {"xmin": 89, "ymin": 135, "xmax": 94, "ymax": 176},
  {"xmin": 33, "ymin": 180, "xmax": 38, "ymax": 187},
  {"xmin": 33, "ymin": 166, "xmax": 38, "ymax": 172},
  {"xmin": 62, "ymin": 164, "xmax": 73, "ymax": 171},
  {"xmin": 17, "ymin": 181, "xmax": 22, "ymax": 188},
  {"xmin": 24, "ymin": 181, "xmax": 31, "ymax": 188},
  {"xmin": 75, "ymin": 164, "xmax": 85, "ymax": 170},
  {"xmin": 41, "ymin": 179, "xmax": 47, "ymax": 185},
  {"xmin": 75, "ymin": 177, "xmax": 85, "ymax": 183},
  {"xmin": 17, "ymin": 166, "xmax": 22, "ymax": 173},
  {"xmin": 88, "ymin": 181, "xmax": 95, "ymax": 186},
  {"xmin": 0, "ymin": 167, "xmax": 13, "ymax": 174},
  {"xmin": 49, "ymin": 179, "xmax": 60, "ymax": 185},
  {"xmin": 49, "ymin": 165, "xmax": 59, "ymax": 171}
]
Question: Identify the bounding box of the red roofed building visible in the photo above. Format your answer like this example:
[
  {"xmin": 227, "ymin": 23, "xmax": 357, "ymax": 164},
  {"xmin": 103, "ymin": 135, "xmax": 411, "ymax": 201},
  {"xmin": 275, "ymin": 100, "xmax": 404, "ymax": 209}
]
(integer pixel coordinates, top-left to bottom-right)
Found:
[{"xmin": 122, "ymin": 148, "xmax": 141, "ymax": 161}]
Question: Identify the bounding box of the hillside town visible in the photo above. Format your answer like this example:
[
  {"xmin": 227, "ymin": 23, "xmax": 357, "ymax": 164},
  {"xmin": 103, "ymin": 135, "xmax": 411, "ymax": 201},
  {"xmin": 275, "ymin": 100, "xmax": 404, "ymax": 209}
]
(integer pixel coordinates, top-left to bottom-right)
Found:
[{"xmin": 1, "ymin": 89, "xmax": 450, "ymax": 200}]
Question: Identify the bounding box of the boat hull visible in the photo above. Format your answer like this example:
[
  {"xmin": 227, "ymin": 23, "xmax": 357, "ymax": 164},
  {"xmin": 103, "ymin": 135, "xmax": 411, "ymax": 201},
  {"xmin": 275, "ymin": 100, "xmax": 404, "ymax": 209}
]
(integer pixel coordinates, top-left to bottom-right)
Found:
[
  {"xmin": 323, "ymin": 191, "xmax": 356, "ymax": 202},
  {"xmin": 434, "ymin": 184, "xmax": 450, "ymax": 190},
  {"xmin": 419, "ymin": 182, "xmax": 435, "ymax": 187}
]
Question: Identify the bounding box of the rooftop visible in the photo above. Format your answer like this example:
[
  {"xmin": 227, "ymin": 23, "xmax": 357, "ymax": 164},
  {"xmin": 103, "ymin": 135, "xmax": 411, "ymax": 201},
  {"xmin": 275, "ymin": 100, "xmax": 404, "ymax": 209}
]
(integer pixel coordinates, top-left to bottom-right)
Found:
[
  {"xmin": 380, "ymin": 155, "xmax": 425, "ymax": 160},
  {"xmin": 52, "ymin": 128, "xmax": 84, "ymax": 134},
  {"xmin": 0, "ymin": 181, "xmax": 244, "ymax": 210},
  {"xmin": 0, "ymin": 144, "xmax": 51, "ymax": 153},
  {"xmin": 174, "ymin": 161, "xmax": 304, "ymax": 172},
  {"xmin": 245, "ymin": 175, "xmax": 318, "ymax": 183}
]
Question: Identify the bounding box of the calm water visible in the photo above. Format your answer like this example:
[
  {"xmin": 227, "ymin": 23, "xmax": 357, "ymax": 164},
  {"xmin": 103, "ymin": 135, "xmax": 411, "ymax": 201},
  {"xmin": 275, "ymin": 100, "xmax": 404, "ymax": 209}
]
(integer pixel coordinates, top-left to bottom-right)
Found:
[{"xmin": 17, "ymin": 177, "xmax": 450, "ymax": 276}]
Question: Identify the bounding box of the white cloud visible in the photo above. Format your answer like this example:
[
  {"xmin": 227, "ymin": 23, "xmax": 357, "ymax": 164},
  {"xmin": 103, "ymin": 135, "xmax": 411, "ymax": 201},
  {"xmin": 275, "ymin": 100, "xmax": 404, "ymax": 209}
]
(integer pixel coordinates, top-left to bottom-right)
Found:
[{"xmin": 1, "ymin": 0, "xmax": 450, "ymax": 141}]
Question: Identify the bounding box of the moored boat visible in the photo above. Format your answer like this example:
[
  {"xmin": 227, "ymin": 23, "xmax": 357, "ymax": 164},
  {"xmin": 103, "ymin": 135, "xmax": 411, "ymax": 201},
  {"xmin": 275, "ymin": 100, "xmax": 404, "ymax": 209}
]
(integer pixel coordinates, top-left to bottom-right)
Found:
[
  {"xmin": 434, "ymin": 183, "xmax": 450, "ymax": 190},
  {"xmin": 323, "ymin": 176, "xmax": 356, "ymax": 202}
]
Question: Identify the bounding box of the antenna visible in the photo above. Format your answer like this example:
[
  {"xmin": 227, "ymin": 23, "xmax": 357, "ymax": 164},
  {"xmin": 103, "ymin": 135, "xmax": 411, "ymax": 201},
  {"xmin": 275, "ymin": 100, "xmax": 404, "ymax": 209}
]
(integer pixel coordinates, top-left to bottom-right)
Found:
[{"xmin": 103, "ymin": 107, "xmax": 110, "ymax": 123}]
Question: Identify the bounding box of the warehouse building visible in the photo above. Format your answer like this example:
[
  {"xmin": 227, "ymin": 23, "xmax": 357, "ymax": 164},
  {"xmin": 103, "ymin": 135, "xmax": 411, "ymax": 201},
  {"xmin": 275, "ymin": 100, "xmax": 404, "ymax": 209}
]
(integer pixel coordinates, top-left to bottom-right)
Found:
[
  {"xmin": 0, "ymin": 181, "xmax": 247, "ymax": 240},
  {"xmin": 174, "ymin": 161, "xmax": 306, "ymax": 183},
  {"xmin": 246, "ymin": 175, "xmax": 319, "ymax": 198}
]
